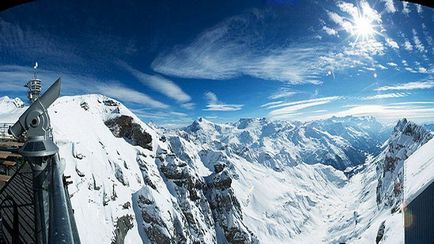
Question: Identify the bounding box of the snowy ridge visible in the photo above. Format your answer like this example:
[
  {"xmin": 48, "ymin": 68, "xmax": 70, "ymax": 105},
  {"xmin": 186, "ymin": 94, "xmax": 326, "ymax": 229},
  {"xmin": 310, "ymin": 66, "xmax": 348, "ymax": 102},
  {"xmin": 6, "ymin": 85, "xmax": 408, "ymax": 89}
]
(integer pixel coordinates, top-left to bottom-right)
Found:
[
  {"xmin": 0, "ymin": 96, "xmax": 25, "ymax": 123},
  {"xmin": 184, "ymin": 116, "xmax": 388, "ymax": 170},
  {"xmin": 2, "ymin": 95, "xmax": 433, "ymax": 244},
  {"xmin": 404, "ymin": 137, "xmax": 434, "ymax": 205}
]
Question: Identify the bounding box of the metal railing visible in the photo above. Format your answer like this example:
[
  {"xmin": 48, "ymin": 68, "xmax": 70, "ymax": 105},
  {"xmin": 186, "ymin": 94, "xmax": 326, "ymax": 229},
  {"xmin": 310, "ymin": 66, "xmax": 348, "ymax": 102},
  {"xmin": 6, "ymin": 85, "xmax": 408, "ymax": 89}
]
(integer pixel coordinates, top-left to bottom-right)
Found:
[{"xmin": 0, "ymin": 124, "xmax": 14, "ymax": 140}]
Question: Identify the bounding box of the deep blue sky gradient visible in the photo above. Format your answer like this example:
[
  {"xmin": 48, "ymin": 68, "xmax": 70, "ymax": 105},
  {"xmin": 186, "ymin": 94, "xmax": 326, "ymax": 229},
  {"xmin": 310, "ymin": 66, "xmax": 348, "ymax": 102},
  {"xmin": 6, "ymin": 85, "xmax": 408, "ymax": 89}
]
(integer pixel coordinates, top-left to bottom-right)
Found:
[{"xmin": 1, "ymin": 0, "xmax": 434, "ymax": 126}]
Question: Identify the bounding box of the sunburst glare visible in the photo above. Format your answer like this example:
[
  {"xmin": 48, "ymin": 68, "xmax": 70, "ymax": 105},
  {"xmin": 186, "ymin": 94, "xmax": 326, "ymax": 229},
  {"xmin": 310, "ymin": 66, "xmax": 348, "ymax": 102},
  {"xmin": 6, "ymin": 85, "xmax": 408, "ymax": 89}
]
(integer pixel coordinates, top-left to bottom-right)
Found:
[{"xmin": 350, "ymin": 3, "xmax": 380, "ymax": 42}]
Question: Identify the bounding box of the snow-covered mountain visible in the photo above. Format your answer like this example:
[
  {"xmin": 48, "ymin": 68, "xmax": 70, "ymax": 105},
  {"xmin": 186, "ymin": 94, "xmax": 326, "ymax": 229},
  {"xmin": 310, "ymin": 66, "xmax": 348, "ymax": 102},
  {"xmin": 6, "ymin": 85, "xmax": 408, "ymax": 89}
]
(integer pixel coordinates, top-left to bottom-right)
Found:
[
  {"xmin": 1, "ymin": 95, "xmax": 432, "ymax": 244},
  {"xmin": 184, "ymin": 116, "xmax": 388, "ymax": 170}
]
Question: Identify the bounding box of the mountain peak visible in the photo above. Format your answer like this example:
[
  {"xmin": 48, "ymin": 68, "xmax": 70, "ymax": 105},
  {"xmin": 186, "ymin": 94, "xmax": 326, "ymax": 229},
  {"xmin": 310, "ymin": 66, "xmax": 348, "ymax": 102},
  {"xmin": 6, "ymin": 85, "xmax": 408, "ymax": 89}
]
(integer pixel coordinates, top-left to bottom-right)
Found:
[
  {"xmin": 186, "ymin": 117, "xmax": 217, "ymax": 133},
  {"xmin": 376, "ymin": 118, "xmax": 433, "ymax": 209},
  {"xmin": 394, "ymin": 118, "xmax": 408, "ymax": 131},
  {"xmin": 392, "ymin": 118, "xmax": 431, "ymax": 141}
]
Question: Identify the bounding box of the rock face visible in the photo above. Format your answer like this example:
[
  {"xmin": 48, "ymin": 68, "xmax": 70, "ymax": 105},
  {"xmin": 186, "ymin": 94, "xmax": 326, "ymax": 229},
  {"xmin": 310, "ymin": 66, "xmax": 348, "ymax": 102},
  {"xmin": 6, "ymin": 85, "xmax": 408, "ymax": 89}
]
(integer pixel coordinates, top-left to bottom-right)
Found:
[
  {"xmin": 206, "ymin": 168, "xmax": 258, "ymax": 244},
  {"xmin": 376, "ymin": 119, "xmax": 433, "ymax": 210},
  {"xmin": 105, "ymin": 115, "xmax": 153, "ymax": 150},
  {"xmin": 135, "ymin": 137, "xmax": 258, "ymax": 244},
  {"xmin": 112, "ymin": 215, "xmax": 134, "ymax": 244}
]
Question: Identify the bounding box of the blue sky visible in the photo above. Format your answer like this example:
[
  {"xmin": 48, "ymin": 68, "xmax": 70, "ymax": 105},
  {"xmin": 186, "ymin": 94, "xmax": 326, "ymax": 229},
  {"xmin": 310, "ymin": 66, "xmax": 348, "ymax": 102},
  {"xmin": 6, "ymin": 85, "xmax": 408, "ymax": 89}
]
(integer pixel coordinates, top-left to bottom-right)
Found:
[{"xmin": 1, "ymin": 0, "xmax": 434, "ymax": 126}]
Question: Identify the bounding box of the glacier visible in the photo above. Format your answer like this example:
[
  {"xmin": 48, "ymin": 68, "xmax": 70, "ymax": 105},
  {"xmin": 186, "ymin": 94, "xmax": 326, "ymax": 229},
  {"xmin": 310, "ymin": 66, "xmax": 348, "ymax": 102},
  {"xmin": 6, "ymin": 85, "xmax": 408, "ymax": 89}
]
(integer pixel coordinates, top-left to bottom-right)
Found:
[{"xmin": 1, "ymin": 94, "xmax": 433, "ymax": 244}]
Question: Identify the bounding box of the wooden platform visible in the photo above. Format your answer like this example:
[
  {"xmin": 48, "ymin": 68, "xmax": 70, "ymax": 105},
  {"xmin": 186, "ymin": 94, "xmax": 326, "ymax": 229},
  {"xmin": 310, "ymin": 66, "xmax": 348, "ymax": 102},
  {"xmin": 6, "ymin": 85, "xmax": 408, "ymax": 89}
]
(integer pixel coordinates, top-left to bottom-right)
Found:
[
  {"xmin": 0, "ymin": 151, "xmax": 10, "ymax": 159},
  {"xmin": 2, "ymin": 161, "xmax": 16, "ymax": 168},
  {"xmin": 0, "ymin": 143, "xmax": 22, "ymax": 177},
  {"xmin": 0, "ymin": 174, "xmax": 11, "ymax": 183},
  {"xmin": 0, "ymin": 141, "xmax": 24, "ymax": 148}
]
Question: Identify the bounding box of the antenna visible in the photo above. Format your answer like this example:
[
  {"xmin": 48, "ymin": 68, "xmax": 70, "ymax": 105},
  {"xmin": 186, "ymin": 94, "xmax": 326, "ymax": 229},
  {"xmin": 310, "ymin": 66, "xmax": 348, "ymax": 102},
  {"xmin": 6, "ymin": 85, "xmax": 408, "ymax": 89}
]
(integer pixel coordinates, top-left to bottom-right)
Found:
[
  {"xmin": 26, "ymin": 62, "xmax": 42, "ymax": 104},
  {"xmin": 33, "ymin": 62, "xmax": 38, "ymax": 79}
]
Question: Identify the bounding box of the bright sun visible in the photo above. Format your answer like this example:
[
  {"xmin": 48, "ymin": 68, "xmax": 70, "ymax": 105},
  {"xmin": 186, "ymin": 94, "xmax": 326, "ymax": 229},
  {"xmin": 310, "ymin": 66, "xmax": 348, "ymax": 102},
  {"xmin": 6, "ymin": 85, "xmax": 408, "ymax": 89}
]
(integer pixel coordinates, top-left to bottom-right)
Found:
[
  {"xmin": 350, "ymin": 3, "xmax": 379, "ymax": 42},
  {"xmin": 353, "ymin": 15, "xmax": 374, "ymax": 39}
]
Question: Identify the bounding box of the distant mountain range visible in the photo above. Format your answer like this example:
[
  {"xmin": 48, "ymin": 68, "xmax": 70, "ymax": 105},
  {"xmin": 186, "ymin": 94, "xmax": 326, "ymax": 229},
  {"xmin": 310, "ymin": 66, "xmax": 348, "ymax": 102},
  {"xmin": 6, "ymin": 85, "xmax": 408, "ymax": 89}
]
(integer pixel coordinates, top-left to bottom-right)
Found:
[{"xmin": 1, "ymin": 95, "xmax": 432, "ymax": 244}]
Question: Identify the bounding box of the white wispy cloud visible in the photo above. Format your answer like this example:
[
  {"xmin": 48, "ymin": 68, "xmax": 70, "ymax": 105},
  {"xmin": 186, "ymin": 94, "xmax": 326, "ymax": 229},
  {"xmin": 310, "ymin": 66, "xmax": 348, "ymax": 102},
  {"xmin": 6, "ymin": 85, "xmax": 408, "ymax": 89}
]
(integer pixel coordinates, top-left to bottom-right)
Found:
[
  {"xmin": 405, "ymin": 67, "xmax": 416, "ymax": 73},
  {"xmin": 416, "ymin": 4, "xmax": 423, "ymax": 14},
  {"xmin": 412, "ymin": 29, "xmax": 426, "ymax": 53},
  {"xmin": 404, "ymin": 40, "xmax": 413, "ymax": 51},
  {"xmin": 361, "ymin": 93, "xmax": 407, "ymax": 100},
  {"xmin": 0, "ymin": 65, "xmax": 169, "ymax": 109},
  {"xmin": 93, "ymin": 82, "xmax": 169, "ymax": 109},
  {"xmin": 268, "ymin": 90, "xmax": 298, "ymax": 100},
  {"xmin": 382, "ymin": 0, "xmax": 396, "ymax": 13},
  {"xmin": 385, "ymin": 38, "xmax": 399, "ymax": 49},
  {"xmin": 387, "ymin": 62, "xmax": 398, "ymax": 67},
  {"xmin": 152, "ymin": 8, "xmax": 385, "ymax": 85},
  {"xmin": 260, "ymin": 101, "xmax": 284, "ymax": 108},
  {"xmin": 305, "ymin": 104, "xmax": 434, "ymax": 123},
  {"xmin": 402, "ymin": 2, "xmax": 411, "ymax": 15},
  {"xmin": 377, "ymin": 64, "xmax": 387, "ymax": 70},
  {"xmin": 203, "ymin": 91, "xmax": 243, "ymax": 111},
  {"xmin": 0, "ymin": 19, "xmax": 82, "ymax": 64},
  {"xmin": 153, "ymin": 34, "xmax": 329, "ymax": 84},
  {"xmin": 323, "ymin": 26, "xmax": 338, "ymax": 36},
  {"xmin": 180, "ymin": 102, "xmax": 195, "ymax": 110},
  {"xmin": 421, "ymin": 23, "xmax": 433, "ymax": 47},
  {"xmin": 267, "ymin": 96, "xmax": 341, "ymax": 120},
  {"xmin": 375, "ymin": 81, "xmax": 434, "ymax": 91},
  {"xmin": 418, "ymin": 67, "xmax": 427, "ymax": 73},
  {"xmin": 119, "ymin": 62, "xmax": 191, "ymax": 104}
]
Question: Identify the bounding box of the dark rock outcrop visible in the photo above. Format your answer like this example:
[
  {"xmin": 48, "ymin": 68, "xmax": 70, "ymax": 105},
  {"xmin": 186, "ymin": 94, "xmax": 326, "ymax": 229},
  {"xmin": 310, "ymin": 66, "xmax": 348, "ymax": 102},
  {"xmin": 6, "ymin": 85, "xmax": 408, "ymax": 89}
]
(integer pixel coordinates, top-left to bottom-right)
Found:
[
  {"xmin": 376, "ymin": 119, "xmax": 433, "ymax": 208},
  {"xmin": 375, "ymin": 220, "xmax": 386, "ymax": 244},
  {"xmin": 154, "ymin": 149, "xmax": 216, "ymax": 243},
  {"xmin": 112, "ymin": 215, "xmax": 134, "ymax": 244},
  {"xmin": 206, "ymin": 168, "xmax": 258, "ymax": 243},
  {"xmin": 105, "ymin": 115, "xmax": 152, "ymax": 150}
]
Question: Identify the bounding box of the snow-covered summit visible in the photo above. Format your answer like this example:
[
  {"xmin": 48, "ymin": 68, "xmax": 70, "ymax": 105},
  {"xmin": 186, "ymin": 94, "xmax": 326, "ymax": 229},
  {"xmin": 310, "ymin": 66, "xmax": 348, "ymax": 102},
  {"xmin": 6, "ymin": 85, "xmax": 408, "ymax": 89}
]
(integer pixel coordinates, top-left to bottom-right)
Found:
[
  {"xmin": 0, "ymin": 96, "xmax": 26, "ymax": 123},
  {"xmin": 183, "ymin": 115, "xmax": 388, "ymax": 170}
]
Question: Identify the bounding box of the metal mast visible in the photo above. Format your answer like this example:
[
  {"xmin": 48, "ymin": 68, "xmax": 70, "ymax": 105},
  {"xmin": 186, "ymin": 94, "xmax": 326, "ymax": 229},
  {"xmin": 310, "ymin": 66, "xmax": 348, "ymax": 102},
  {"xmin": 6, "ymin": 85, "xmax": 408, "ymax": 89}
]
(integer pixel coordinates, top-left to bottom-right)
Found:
[{"xmin": 25, "ymin": 62, "xmax": 42, "ymax": 104}]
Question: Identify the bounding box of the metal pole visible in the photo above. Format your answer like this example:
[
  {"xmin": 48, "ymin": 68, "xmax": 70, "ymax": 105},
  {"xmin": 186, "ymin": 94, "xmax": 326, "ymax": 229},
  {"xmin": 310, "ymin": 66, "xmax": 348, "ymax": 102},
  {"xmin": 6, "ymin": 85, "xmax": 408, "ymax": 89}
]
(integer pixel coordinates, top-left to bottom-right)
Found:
[{"xmin": 48, "ymin": 154, "xmax": 75, "ymax": 244}]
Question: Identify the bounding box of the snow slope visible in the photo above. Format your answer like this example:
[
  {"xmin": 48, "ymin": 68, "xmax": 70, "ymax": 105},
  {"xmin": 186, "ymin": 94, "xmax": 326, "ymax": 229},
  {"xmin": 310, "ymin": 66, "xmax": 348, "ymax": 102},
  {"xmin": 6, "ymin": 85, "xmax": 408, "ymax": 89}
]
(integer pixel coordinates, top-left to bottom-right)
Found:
[
  {"xmin": 1, "ymin": 95, "xmax": 432, "ymax": 244},
  {"xmin": 404, "ymin": 137, "xmax": 434, "ymax": 205}
]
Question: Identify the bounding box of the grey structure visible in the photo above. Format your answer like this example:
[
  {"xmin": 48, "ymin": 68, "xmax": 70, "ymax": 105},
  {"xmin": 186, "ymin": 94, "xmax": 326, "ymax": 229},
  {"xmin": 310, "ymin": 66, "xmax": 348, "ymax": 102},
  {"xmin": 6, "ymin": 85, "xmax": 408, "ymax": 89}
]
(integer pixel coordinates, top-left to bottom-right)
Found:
[
  {"xmin": 9, "ymin": 79, "xmax": 80, "ymax": 244},
  {"xmin": 25, "ymin": 63, "xmax": 42, "ymax": 104},
  {"xmin": 404, "ymin": 182, "xmax": 434, "ymax": 244}
]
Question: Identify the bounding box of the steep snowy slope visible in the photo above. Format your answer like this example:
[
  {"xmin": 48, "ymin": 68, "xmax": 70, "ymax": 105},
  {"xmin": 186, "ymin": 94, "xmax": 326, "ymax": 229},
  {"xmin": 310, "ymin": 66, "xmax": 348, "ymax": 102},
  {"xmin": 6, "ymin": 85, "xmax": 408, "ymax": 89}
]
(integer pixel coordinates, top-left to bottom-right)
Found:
[
  {"xmin": 168, "ymin": 117, "xmax": 396, "ymax": 243},
  {"xmin": 318, "ymin": 119, "xmax": 433, "ymax": 244},
  {"xmin": 404, "ymin": 137, "xmax": 434, "ymax": 206},
  {"xmin": 47, "ymin": 95, "xmax": 261, "ymax": 244},
  {"xmin": 2, "ymin": 95, "xmax": 431, "ymax": 244},
  {"xmin": 166, "ymin": 129, "xmax": 349, "ymax": 243},
  {"xmin": 0, "ymin": 95, "xmax": 254, "ymax": 243}
]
